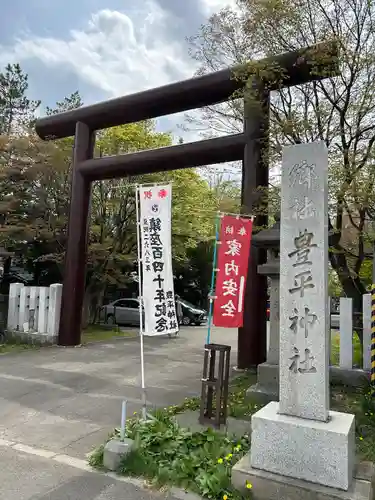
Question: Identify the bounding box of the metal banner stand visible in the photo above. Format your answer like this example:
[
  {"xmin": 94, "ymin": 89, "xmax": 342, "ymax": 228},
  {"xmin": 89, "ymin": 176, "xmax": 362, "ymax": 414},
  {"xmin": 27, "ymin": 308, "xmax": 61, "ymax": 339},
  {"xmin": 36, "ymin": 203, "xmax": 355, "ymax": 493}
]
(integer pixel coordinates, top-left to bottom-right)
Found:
[
  {"xmin": 371, "ymin": 240, "xmax": 375, "ymax": 394},
  {"xmin": 199, "ymin": 343, "xmax": 231, "ymax": 428},
  {"xmin": 135, "ymin": 185, "xmax": 147, "ymax": 420},
  {"xmin": 206, "ymin": 212, "xmax": 221, "ymax": 345}
]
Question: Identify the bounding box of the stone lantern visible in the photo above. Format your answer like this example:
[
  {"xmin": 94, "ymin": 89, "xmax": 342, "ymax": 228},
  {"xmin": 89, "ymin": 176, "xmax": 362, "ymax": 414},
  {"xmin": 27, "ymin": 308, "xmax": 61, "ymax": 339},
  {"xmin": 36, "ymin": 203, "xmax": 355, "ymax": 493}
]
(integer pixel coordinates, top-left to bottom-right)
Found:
[{"xmin": 246, "ymin": 215, "xmax": 280, "ymax": 403}]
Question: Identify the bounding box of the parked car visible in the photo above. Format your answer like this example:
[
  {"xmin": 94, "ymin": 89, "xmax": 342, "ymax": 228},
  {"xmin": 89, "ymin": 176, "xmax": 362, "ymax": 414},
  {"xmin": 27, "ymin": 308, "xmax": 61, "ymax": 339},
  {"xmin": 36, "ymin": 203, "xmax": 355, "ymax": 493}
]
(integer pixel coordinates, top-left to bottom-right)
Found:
[
  {"xmin": 101, "ymin": 297, "xmax": 207, "ymax": 327},
  {"xmin": 178, "ymin": 298, "xmax": 207, "ymax": 326},
  {"xmin": 102, "ymin": 298, "xmax": 144, "ymax": 326}
]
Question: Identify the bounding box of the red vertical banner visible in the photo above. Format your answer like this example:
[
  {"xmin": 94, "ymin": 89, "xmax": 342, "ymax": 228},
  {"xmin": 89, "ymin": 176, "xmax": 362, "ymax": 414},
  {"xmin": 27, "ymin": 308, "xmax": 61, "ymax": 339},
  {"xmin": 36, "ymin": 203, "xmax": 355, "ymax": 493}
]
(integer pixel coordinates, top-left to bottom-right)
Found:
[{"xmin": 213, "ymin": 215, "xmax": 253, "ymax": 328}]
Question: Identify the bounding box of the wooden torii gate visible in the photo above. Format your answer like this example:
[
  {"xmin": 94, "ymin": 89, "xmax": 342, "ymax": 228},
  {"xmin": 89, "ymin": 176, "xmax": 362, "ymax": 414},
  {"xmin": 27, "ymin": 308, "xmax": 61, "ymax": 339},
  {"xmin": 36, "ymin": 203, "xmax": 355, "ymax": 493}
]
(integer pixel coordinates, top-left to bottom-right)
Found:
[{"xmin": 35, "ymin": 41, "xmax": 337, "ymax": 369}]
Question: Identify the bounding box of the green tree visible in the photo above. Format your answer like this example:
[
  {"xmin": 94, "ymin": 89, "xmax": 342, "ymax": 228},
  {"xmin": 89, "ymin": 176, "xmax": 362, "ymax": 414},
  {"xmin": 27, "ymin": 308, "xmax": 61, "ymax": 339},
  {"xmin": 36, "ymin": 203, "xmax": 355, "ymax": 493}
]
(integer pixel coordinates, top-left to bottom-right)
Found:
[
  {"xmin": 0, "ymin": 133, "xmax": 72, "ymax": 283},
  {"xmin": 85, "ymin": 122, "xmax": 217, "ymax": 322},
  {"xmin": 0, "ymin": 116, "xmax": 218, "ymax": 323},
  {"xmin": 0, "ymin": 63, "xmax": 40, "ymax": 135},
  {"xmin": 46, "ymin": 91, "xmax": 83, "ymax": 115},
  {"xmin": 208, "ymin": 173, "xmax": 241, "ymax": 214},
  {"xmin": 188, "ymin": 0, "xmax": 375, "ymax": 313}
]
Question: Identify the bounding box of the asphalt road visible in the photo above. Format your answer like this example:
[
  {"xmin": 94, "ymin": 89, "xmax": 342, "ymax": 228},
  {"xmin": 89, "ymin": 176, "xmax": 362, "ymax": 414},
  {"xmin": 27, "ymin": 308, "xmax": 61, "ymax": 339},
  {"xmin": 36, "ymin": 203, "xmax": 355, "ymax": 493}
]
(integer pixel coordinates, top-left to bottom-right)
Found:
[
  {"xmin": 0, "ymin": 326, "xmax": 237, "ymax": 499},
  {"xmin": 0, "ymin": 444, "xmax": 201, "ymax": 499}
]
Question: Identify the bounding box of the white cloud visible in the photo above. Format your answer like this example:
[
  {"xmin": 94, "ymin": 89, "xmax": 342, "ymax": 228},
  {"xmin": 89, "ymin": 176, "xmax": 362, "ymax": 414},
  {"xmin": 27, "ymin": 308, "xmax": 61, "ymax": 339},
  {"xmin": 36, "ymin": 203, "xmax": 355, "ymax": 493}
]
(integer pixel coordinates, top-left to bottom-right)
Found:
[
  {"xmin": 0, "ymin": 0, "xmax": 239, "ymax": 169},
  {"xmin": 0, "ymin": 2, "xmax": 197, "ymax": 99},
  {"xmin": 200, "ymin": 0, "xmax": 239, "ymax": 15}
]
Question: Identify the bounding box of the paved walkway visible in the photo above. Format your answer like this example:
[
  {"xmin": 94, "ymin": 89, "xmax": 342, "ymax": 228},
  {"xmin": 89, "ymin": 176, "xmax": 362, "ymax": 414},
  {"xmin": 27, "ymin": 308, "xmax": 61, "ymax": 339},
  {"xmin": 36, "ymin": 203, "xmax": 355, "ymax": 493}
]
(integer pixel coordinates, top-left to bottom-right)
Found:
[
  {"xmin": 0, "ymin": 444, "xmax": 200, "ymax": 500},
  {"xmin": 0, "ymin": 326, "xmax": 237, "ymax": 499}
]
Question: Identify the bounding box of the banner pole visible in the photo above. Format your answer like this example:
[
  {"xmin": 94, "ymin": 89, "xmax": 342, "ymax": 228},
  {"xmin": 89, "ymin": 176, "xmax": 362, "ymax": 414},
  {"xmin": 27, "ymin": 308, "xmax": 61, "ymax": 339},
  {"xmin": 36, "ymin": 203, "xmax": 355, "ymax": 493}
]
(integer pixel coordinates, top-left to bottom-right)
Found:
[
  {"xmin": 371, "ymin": 239, "xmax": 375, "ymax": 395},
  {"xmin": 135, "ymin": 185, "xmax": 147, "ymax": 420},
  {"xmin": 206, "ymin": 212, "xmax": 221, "ymax": 345}
]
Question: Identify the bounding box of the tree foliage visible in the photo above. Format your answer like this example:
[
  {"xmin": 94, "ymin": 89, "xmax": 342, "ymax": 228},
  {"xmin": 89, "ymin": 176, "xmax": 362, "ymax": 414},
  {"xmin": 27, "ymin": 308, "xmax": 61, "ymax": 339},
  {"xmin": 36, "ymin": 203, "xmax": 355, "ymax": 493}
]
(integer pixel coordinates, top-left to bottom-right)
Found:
[
  {"xmin": 0, "ymin": 82, "xmax": 220, "ymax": 320},
  {"xmin": 45, "ymin": 91, "xmax": 83, "ymax": 116},
  {"xmin": 0, "ymin": 64, "xmax": 40, "ymax": 134},
  {"xmin": 85, "ymin": 121, "xmax": 217, "ymax": 318},
  {"xmin": 0, "ymin": 58, "xmax": 267, "ymax": 321},
  {"xmin": 187, "ymin": 0, "xmax": 375, "ymax": 308}
]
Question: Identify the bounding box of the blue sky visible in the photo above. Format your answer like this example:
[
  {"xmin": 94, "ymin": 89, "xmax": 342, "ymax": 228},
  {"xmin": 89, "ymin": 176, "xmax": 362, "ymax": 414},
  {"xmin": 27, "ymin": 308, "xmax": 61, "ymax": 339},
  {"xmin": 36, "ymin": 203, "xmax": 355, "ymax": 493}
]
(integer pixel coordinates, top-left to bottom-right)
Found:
[{"xmin": 0, "ymin": 0, "xmax": 236, "ymax": 141}]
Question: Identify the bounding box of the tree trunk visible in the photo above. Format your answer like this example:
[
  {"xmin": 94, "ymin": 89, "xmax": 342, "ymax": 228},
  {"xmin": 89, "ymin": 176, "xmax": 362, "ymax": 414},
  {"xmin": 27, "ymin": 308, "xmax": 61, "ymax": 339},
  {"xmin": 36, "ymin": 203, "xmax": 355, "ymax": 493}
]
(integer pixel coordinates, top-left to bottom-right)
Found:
[
  {"xmin": 82, "ymin": 286, "xmax": 106, "ymax": 328},
  {"xmin": 92, "ymin": 288, "xmax": 106, "ymax": 324}
]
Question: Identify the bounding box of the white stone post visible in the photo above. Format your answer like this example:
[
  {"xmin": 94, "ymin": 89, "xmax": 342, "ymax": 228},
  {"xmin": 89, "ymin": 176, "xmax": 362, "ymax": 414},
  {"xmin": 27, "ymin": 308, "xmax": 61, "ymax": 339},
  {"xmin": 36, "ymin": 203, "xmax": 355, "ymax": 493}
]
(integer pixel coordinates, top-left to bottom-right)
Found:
[
  {"xmin": 47, "ymin": 284, "xmax": 62, "ymax": 340},
  {"xmin": 28, "ymin": 286, "xmax": 40, "ymax": 332},
  {"xmin": 7, "ymin": 283, "xmax": 24, "ymax": 331},
  {"xmin": 249, "ymin": 142, "xmax": 355, "ymax": 491},
  {"xmin": 19, "ymin": 286, "xmax": 30, "ymax": 332},
  {"xmin": 37, "ymin": 287, "xmax": 49, "ymax": 334},
  {"xmin": 363, "ymin": 293, "xmax": 372, "ymax": 371},
  {"xmin": 339, "ymin": 297, "xmax": 353, "ymax": 369}
]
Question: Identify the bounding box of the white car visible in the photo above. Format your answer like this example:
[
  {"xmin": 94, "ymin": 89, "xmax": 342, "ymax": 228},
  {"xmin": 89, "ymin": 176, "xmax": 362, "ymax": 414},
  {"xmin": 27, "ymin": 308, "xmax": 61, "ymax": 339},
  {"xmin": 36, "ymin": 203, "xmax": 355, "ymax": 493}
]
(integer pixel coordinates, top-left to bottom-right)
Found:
[{"xmin": 102, "ymin": 298, "xmax": 144, "ymax": 326}]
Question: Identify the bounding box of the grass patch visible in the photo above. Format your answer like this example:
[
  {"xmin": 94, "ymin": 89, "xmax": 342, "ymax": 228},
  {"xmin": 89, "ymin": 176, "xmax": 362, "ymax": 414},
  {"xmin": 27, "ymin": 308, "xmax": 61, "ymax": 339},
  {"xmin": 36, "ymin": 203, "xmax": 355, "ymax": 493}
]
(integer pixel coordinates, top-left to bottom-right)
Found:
[
  {"xmin": 101, "ymin": 411, "xmax": 252, "ymax": 500},
  {"xmin": 122, "ymin": 374, "xmax": 260, "ymax": 433},
  {"xmin": 0, "ymin": 337, "xmax": 37, "ymax": 354},
  {"xmin": 89, "ymin": 374, "xmax": 259, "ymax": 499},
  {"xmin": 0, "ymin": 324, "xmax": 136, "ymax": 354},
  {"xmin": 330, "ymin": 331, "xmax": 362, "ymax": 367},
  {"xmin": 331, "ymin": 382, "xmax": 375, "ymax": 462},
  {"xmin": 88, "ymin": 443, "xmax": 106, "ymax": 469},
  {"xmin": 158, "ymin": 373, "xmax": 259, "ymax": 423},
  {"xmin": 90, "ymin": 373, "xmax": 375, "ymax": 499},
  {"xmin": 228, "ymin": 373, "xmax": 375, "ymax": 463},
  {"xmin": 81, "ymin": 324, "xmax": 137, "ymax": 344}
]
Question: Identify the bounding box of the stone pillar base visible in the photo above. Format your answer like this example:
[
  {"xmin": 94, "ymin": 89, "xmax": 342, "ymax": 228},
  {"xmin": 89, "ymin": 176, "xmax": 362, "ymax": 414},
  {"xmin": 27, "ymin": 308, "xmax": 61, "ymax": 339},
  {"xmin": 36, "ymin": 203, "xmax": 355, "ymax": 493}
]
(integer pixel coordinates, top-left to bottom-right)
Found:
[
  {"xmin": 232, "ymin": 456, "xmax": 374, "ymax": 500},
  {"xmin": 6, "ymin": 329, "xmax": 57, "ymax": 345},
  {"xmin": 246, "ymin": 362, "xmax": 279, "ymax": 403},
  {"xmin": 250, "ymin": 402, "xmax": 355, "ymax": 490},
  {"xmin": 103, "ymin": 438, "xmax": 134, "ymax": 471}
]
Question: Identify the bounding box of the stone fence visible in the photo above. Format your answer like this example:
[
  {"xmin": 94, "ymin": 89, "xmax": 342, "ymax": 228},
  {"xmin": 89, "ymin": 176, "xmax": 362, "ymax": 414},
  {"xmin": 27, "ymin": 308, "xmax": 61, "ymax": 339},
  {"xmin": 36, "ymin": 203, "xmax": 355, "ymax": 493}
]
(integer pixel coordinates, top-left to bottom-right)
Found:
[
  {"xmin": 6, "ymin": 283, "xmax": 62, "ymax": 344},
  {"xmin": 256, "ymin": 292, "xmax": 373, "ymax": 403},
  {"xmin": 331, "ymin": 294, "xmax": 372, "ymax": 372}
]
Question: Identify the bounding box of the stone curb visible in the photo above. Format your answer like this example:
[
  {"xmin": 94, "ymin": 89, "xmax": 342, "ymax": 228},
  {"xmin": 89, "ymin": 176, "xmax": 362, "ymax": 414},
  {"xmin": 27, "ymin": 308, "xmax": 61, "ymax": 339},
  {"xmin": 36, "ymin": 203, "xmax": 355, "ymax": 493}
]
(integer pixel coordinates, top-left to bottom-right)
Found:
[{"xmin": 169, "ymin": 487, "xmax": 203, "ymax": 499}]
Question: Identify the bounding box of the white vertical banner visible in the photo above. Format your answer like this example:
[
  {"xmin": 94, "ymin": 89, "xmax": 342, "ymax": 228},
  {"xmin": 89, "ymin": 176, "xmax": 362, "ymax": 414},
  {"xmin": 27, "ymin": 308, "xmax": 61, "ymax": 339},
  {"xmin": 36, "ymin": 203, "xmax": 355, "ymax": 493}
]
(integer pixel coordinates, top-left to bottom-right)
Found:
[{"xmin": 139, "ymin": 184, "xmax": 178, "ymax": 336}]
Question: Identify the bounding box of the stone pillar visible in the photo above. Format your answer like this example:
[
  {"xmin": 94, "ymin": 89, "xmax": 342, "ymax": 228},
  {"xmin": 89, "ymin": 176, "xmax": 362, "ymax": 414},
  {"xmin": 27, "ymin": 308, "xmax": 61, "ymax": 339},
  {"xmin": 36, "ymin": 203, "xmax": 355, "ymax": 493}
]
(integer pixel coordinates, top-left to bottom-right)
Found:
[
  {"xmin": 47, "ymin": 284, "xmax": 63, "ymax": 342},
  {"xmin": 37, "ymin": 287, "xmax": 49, "ymax": 335},
  {"xmin": 7, "ymin": 283, "xmax": 24, "ymax": 331},
  {"xmin": 246, "ymin": 219, "xmax": 280, "ymax": 403},
  {"xmin": 28, "ymin": 286, "xmax": 39, "ymax": 332},
  {"xmin": 249, "ymin": 142, "xmax": 355, "ymax": 492},
  {"xmin": 19, "ymin": 286, "xmax": 30, "ymax": 332}
]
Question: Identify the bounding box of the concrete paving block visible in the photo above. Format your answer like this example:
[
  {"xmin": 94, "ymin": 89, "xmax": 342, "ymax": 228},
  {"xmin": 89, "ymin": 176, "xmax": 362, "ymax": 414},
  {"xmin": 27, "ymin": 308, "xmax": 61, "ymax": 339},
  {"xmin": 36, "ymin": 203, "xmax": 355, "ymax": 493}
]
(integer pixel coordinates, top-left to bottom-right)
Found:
[
  {"xmin": 0, "ymin": 409, "xmax": 102, "ymax": 452},
  {"xmin": 103, "ymin": 438, "xmax": 135, "ymax": 471},
  {"xmin": 62, "ymin": 427, "xmax": 113, "ymax": 459}
]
